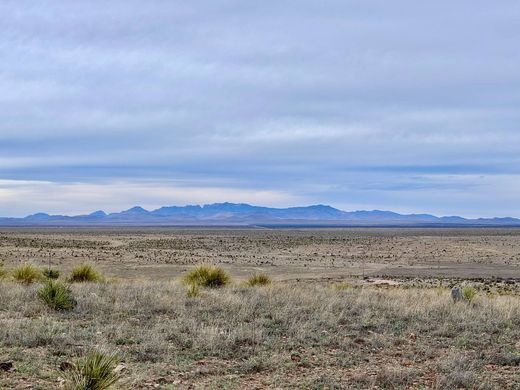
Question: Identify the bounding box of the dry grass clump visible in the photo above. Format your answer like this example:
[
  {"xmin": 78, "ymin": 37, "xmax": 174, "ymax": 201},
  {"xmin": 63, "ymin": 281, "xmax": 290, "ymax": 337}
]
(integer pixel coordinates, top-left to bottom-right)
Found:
[
  {"xmin": 64, "ymin": 350, "xmax": 120, "ymax": 390},
  {"xmin": 38, "ymin": 280, "xmax": 77, "ymax": 311},
  {"xmin": 69, "ymin": 264, "xmax": 102, "ymax": 283},
  {"xmin": 13, "ymin": 263, "xmax": 43, "ymax": 284},
  {"xmin": 0, "ymin": 264, "xmax": 6, "ymax": 279},
  {"xmin": 245, "ymin": 273, "xmax": 272, "ymax": 287},
  {"xmin": 183, "ymin": 265, "xmax": 230, "ymax": 288}
]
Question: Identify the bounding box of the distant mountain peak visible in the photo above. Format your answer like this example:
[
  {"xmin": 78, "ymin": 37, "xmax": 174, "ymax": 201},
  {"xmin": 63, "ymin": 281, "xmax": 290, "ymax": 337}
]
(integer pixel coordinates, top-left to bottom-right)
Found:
[
  {"xmin": 89, "ymin": 210, "xmax": 107, "ymax": 217},
  {"xmin": 121, "ymin": 206, "xmax": 149, "ymax": 214}
]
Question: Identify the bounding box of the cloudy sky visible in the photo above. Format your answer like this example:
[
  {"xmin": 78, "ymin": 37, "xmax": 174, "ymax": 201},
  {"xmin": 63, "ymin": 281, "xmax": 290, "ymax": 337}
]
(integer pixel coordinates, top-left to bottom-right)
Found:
[{"xmin": 1, "ymin": 1, "xmax": 520, "ymax": 217}]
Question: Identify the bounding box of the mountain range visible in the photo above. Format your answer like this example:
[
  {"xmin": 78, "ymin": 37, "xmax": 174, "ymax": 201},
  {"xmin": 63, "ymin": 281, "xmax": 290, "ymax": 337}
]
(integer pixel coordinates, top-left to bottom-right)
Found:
[{"xmin": 1, "ymin": 203, "xmax": 519, "ymax": 227}]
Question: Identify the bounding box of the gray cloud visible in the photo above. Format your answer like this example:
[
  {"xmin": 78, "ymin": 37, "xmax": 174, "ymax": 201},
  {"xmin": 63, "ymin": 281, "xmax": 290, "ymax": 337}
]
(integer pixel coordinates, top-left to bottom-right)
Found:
[{"xmin": 1, "ymin": 0, "xmax": 519, "ymax": 216}]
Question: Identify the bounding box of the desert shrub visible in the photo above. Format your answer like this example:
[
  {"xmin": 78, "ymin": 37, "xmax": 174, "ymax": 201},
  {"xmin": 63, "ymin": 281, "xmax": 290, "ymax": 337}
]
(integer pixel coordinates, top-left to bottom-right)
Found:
[
  {"xmin": 64, "ymin": 350, "xmax": 120, "ymax": 390},
  {"xmin": 246, "ymin": 273, "xmax": 272, "ymax": 287},
  {"xmin": 69, "ymin": 264, "xmax": 102, "ymax": 283},
  {"xmin": 13, "ymin": 263, "xmax": 42, "ymax": 284},
  {"xmin": 43, "ymin": 268, "xmax": 61, "ymax": 280},
  {"xmin": 183, "ymin": 265, "xmax": 230, "ymax": 288},
  {"xmin": 186, "ymin": 282, "xmax": 200, "ymax": 298},
  {"xmin": 462, "ymin": 286, "xmax": 477, "ymax": 302},
  {"xmin": 38, "ymin": 280, "xmax": 76, "ymax": 311}
]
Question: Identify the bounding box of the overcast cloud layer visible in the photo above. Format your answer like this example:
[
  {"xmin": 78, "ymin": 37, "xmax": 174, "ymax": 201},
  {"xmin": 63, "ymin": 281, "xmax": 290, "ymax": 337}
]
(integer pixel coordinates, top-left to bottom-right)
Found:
[{"xmin": 1, "ymin": 1, "xmax": 520, "ymax": 217}]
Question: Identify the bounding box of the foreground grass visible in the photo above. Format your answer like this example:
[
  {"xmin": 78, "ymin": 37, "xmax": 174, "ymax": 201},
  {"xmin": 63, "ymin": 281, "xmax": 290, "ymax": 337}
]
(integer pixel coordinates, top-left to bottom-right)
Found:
[{"xmin": 0, "ymin": 281, "xmax": 520, "ymax": 389}]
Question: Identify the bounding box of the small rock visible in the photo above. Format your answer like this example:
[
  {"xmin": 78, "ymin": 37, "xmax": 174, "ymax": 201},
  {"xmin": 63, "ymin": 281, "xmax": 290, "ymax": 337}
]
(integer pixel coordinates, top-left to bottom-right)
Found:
[
  {"xmin": 114, "ymin": 363, "xmax": 126, "ymax": 374},
  {"xmin": 451, "ymin": 286, "xmax": 465, "ymax": 303},
  {"xmin": 291, "ymin": 353, "xmax": 301, "ymax": 362}
]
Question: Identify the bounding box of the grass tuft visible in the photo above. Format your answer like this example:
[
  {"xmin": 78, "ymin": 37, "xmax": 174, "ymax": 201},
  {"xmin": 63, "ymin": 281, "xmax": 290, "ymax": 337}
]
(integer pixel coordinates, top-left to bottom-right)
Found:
[
  {"xmin": 64, "ymin": 350, "xmax": 120, "ymax": 390},
  {"xmin": 13, "ymin": 263, "xmax": 43, "ymax": 284},
  {"xmin": 462, "ymin": 286, "xmax": 477, "ymax": 302},
  {"xmin": 38, "ymin": 280, "xmax": 77, "ymax": 311},
  {"xmin": 69, "ymin": 264, "xmax": 102, "ymax": 283},
  {"xmin": 186, "ymin": 282, "xmax": 200, "ymax": 298},
  {"xmin": 43, "ymin": 268, "xmax": 61, "ymax": 280},
  {"xmin": 183, "ymin": 265, "xmax": 230, "ymax": 288},
  {"xmin": 0, "ymin": 264, "xmax": 6, "ymax": 279},
  {"xmin": 246, "ymin": 273, "xmax": 272, "ymax": 287}
]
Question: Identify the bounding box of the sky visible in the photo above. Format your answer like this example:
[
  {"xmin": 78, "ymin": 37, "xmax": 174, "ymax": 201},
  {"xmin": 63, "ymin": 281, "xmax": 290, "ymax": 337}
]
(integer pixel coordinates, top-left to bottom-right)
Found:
[{"xmin": 1, "ymin": 1, "xmax": 520, "ymax": 218}]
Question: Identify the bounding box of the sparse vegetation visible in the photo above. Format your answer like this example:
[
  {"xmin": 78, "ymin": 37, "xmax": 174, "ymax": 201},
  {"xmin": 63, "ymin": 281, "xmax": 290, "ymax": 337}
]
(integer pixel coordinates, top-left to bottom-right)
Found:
[
  {"xmin": 245, "ymin": 273, "xmax": 272, "ymax": 286},
  {"xmin": 69, "ymin": 264, "xmax": 102, "ymax": 283},
  {"xmin": 462, "ymin": 285, "xmax": 478, "ymax": 302},
  {"xmin": 12, "ymin": 263, "xmax": 42, "ymax": 284},
  {"xmin": 42, "ymin": 267, "xmax": 60, "ymax": 279},
  {"xmin": 1, "ymin": 229, "xmax": 520, "ymax": 388},
  {"xmin": 0, "ymin": 264, "xmax": 6, "ymax": 279},
  {"xmin": 186, "ymin": 282, "xmax": 200, "ymax": 297},
  {"xmin": 183, "ymin": 264, "xmax": 230, "ymax": 288},
  {"xmin": 64, "ymin": 350, "xmax": 120, "ymax": 390},
  {"xmin": 38, "ymin": 280, "xmax": 76, "ymax": 311}
]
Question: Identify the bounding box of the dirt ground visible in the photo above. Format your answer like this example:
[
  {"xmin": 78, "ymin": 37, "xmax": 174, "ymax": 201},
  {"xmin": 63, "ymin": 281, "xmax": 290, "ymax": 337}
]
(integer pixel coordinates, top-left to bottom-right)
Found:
[{"xmin": 1, "ymin": 227, "xmax": 520, "ymax": 281}]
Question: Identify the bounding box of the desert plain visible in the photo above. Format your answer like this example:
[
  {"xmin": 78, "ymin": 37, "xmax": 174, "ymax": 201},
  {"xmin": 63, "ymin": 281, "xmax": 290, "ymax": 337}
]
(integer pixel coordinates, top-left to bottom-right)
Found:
[{"xmin": 1, "ymin": 227, "xmax": 520, "ymax": 388}]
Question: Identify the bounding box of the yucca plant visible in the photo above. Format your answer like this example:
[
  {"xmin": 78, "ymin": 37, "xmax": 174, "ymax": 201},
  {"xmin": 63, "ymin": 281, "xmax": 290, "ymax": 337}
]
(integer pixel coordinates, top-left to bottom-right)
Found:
[
  {"xmin": 69, "ymin": 264, "xmax": 102, "ymax": 283},
  {"xmin": 246, "ymin": 273, "xmax": 272, "ymax": 287},
  {"xmin": 38, "ymin": 280, "xmax": 76, "ymax": 311},
  {"xmin": 462, "ymin": 286, "xmax": 477, "ymax": 303},
  {"xmin": 64, "ymin": 350, "xmax": 120, "ymax": 390},
  {"xmin": 43, "ymin": 267, "xmax": 61, "ymax": 280},
  {"xmin": 183, "ymin": 265, "xmax": 230, "ymax": 288},
  {"xmin": 13, "ymin": 263, "xmax": 42, "ymax": 284}
]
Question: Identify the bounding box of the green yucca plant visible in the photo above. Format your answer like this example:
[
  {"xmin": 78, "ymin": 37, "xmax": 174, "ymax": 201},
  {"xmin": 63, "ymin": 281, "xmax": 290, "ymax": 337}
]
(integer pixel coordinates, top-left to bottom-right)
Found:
[
  {"xmin": 245, "ymin": 273, "xmax": 272, "ymax": 287},
  {"xmin": 64, "ymin": 350, "xmax": 120, "ymax": 390},
  {"xmin": 183, "ymin": 265, "xmax": 230, "ymax": 288},
  {"xmin": 13, "ymin": 263, "xmax": 43, "ymax": 284},
  {"xmin": 69, "ymin": 264, "xmax": 102, "ymax": 283},
  {"xmin": 38, "ymin": 280, "xmax": 76, "ymax": 311},
  {"xmin": 462, "ymin": 286, "xmax": 477, "ymax": 303},
  {"xmin": 43, "ymin": 267, "xmax": 61, "ymax": 280}
]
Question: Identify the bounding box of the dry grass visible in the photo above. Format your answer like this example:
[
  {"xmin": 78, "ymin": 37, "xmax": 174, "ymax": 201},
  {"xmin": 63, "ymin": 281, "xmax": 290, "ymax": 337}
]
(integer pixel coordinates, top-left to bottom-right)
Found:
[
  {"xmin": 1, "ymin": 280, "xmax": 519, "ymax": 388},
  {"xmin": 69, "ymin": 264, "xmax": 102, "ymax": 283},
  {"xmin": 245, "ymin": 273, "xmax": 272, "ymax": 287},
  {"xmin": 183, "ymin": 265, "xmax": 230, "ymax": 288},
  {"xmin": 12, "ymin": 263, "xmax": 43, "ymax": 284}
]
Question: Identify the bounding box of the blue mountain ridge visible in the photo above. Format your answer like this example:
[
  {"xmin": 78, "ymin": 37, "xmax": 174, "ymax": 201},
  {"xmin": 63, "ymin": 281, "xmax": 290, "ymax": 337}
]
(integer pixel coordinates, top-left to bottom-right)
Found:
[{"xmin": 1, "ymin": 202, "xmax": 519, "ymax": 226}]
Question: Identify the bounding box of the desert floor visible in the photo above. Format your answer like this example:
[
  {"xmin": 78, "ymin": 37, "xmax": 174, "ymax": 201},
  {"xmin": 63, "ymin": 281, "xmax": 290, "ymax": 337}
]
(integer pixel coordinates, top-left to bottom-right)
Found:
[{"xmin": 1, "ymin": 228, "xmax": 520, "ymax": 389}]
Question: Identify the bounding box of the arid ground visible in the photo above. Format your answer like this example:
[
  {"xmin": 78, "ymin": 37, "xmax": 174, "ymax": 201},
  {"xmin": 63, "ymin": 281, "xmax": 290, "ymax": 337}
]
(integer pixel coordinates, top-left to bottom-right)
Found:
[
  {"xmin": 2, "ymin": 227, "xmax": 520, "ymax": 281},
  {"xmin": 1, "ymin": 228, "xmax": 520, "ymax": 388}
]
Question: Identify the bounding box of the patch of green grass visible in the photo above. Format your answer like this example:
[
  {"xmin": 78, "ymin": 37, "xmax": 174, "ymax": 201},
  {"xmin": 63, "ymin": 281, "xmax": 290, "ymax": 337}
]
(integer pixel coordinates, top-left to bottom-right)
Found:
[
  {"xmin": 38, "ymin": 280, "xmax": 77, "ymax": 311},
  {"xmin": 42, "ymin": 268, "xmax": 61, "ymax": 280},
  {"xmin": 64, "ymin": 350, "xmax": 120, "ymax": 390},
  {"xmin": 69, "ymin": 264, "xmax": 102, "ymax": 283},
  {"xmin": 245, "ymin": 273, "xmax": 272, "ymax": 287},
  {"xmin": 13, "ymin": 263, "xmax": 43, "ymax": 284},
  {"xmin": 183, "ymin": 265, "xmax": 230, "ymax": 288}
]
